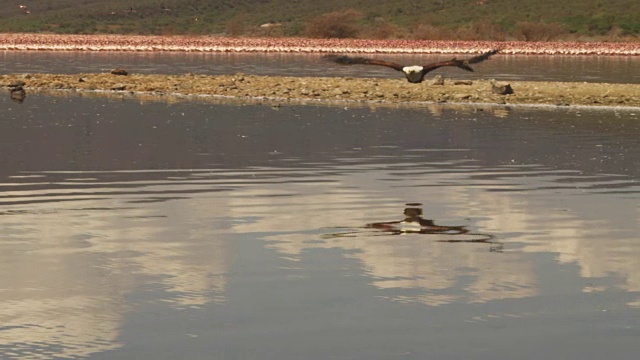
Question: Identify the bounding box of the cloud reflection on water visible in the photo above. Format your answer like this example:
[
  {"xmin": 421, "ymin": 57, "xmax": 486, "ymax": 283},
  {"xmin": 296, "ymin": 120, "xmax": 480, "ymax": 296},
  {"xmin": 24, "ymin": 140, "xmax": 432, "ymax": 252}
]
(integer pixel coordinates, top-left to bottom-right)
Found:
[{"xmin": 0, "ymin": 95, "xmax": 639, "ymax": 358}]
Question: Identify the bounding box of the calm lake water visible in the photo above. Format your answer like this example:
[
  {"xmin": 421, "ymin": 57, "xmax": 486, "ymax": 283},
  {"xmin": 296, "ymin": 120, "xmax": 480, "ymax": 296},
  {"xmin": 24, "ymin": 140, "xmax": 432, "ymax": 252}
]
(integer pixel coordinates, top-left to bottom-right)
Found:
[
  {"xmin": 2, "ymin": 50, "xmax": 640, "ymax": 83},
  {"xmin": 1, "ymin": 62, "xmax": 640, "ymax": 359}
]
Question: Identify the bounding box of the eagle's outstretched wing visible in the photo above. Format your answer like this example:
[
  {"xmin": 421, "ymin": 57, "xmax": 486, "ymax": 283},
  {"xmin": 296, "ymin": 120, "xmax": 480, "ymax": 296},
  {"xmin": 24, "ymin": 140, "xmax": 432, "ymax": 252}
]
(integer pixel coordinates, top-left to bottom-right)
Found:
[
  {"xmin": 323, "ymin": 54, "xmax": 405, "ymax": 72},
  {"xmin": 421, "ymin": 49, "xmax": 500, "ymax": 74},
  {"xmin": 467, "ymin": 49, "xmax": 501, "ymax": 64}
]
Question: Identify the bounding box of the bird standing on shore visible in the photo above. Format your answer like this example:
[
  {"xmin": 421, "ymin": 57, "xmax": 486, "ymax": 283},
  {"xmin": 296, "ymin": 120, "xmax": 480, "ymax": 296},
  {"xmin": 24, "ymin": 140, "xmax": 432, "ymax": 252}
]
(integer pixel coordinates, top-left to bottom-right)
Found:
[
  {"xmin": 324, "ymin": 49, "xmax": 499, "ymax": 83},
  {"xmin": 8, "ymin": 81, "xmax": 27, "ymax": 103}
]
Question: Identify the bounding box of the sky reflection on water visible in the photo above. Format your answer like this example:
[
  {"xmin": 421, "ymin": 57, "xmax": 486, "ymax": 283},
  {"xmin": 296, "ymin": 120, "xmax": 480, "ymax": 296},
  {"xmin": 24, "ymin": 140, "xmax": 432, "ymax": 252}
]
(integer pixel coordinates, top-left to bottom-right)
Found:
[{"xmin": 0, "ymin": 93, "xmax": 639, "ymax": 359}]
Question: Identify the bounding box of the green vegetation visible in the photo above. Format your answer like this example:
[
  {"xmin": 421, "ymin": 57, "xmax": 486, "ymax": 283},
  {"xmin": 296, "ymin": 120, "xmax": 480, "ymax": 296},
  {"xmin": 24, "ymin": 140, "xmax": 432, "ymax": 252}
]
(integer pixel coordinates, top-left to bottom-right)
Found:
[{"xmin": 0, "ymin": 0, "xmax": 638, "ymax": 40}]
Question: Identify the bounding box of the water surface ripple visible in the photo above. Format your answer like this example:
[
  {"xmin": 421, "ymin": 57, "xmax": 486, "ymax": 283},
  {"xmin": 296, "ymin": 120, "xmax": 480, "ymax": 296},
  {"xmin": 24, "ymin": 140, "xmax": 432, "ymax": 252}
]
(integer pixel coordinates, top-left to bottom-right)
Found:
[{"xmin": 1, "ymin": 94, "xmax": 639, "ymax": 359}]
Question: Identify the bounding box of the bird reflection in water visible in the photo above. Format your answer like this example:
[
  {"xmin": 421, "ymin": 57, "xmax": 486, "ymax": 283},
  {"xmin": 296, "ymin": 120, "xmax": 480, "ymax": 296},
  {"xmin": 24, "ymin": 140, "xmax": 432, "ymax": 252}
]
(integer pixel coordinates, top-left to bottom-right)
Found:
[
  {"xmin": 328, "ymin": 203, "xmax": 501, "ymax": 252},
  {"xmin": 367, "ymin": 205, "xmax": 469, "ymax": 236}
]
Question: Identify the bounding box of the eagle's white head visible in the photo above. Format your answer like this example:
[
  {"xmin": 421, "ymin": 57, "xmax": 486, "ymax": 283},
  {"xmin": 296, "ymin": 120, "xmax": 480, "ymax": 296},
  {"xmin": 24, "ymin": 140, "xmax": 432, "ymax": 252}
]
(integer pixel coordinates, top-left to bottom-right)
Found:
[
  {"xmin": 403, "ymin": 65, "xmax": 423, "ymax": 73},
  {"xmin": 402, "ymin": 66, "xmax": 425, "ymax": 83}
]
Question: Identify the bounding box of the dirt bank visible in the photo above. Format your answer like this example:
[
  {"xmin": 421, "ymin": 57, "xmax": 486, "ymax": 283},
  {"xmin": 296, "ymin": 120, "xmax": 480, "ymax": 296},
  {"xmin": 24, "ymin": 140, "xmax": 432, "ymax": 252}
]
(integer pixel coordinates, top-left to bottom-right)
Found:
[{"xmin": 2, "ymin": 73, "xmax": 639, "ymax": 108}]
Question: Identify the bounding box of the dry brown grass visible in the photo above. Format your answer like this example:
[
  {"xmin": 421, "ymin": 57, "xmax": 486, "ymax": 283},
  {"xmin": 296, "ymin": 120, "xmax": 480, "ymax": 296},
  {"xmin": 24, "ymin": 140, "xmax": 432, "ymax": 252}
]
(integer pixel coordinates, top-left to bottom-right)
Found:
[
  {"xmin": 304, "ymin": 9, "xmax": 363, "ymax": 39},
  {"xmin": 411, "ymin": 24, "xmax": 455, "ymax": 40}
]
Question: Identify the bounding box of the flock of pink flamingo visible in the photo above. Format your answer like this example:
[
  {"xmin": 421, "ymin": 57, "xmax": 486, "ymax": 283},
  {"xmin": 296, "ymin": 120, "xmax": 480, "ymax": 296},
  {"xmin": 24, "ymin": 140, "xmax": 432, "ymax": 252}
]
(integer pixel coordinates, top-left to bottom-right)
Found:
[{"xmin": 0, "ymin": 34, "xmax": 638, "ymax": 56}]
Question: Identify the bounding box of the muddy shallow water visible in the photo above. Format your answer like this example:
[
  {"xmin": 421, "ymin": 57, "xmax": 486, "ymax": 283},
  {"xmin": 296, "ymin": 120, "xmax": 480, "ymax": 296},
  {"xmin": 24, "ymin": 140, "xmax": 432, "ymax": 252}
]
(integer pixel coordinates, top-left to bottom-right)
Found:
[{"xmin": 1, "ymin": 93, "xmax": 639, "ymax": 359}]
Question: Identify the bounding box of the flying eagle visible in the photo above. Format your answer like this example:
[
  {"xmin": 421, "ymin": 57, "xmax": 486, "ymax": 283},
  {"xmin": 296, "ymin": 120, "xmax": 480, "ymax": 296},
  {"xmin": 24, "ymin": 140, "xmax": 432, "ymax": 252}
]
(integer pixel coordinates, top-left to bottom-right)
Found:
[{"xmin": 324, "ymin": 49, "xmax": 500, "ymax": 83}]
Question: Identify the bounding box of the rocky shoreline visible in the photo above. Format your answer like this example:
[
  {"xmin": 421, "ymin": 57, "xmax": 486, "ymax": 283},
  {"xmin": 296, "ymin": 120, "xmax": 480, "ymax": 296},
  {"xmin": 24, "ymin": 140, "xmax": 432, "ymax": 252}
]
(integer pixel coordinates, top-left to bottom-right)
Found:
[{"xmin": 3, "ymin": 72, "xmax": 639, "ymax": 109}]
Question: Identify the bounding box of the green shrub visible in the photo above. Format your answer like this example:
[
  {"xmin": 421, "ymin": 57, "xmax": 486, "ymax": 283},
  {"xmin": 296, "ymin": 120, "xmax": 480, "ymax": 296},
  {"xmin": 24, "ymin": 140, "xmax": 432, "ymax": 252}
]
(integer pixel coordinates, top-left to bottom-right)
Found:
[
  {"xmin": 517, "ymin": 21, "xmax": 567, "ymax": 41},
  {"xmin": 587, "ymin": 13, "xmax": 615, "ymax": 35}
]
